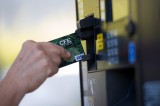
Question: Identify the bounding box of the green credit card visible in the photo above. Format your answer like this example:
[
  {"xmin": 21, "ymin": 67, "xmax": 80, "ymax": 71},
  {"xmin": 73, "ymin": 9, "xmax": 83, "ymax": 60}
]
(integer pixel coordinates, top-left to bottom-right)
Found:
[{"xmin": 49, "ymin": 33, "xmax": 84, "ymax": 68}]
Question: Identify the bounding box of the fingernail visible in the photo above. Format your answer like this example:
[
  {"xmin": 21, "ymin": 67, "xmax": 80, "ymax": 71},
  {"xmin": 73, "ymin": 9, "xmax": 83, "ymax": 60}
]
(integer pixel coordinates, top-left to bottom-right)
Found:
[{"xmin": 67, "ymin": 51, "xmax": 71, "ymax": 57}]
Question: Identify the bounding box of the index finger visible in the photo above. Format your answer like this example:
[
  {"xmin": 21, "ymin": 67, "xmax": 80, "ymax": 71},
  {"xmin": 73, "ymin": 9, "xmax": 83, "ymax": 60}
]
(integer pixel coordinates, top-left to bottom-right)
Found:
[{"xmin": 39, "ymin": 42, "xmax": 71, "ymax": 60}]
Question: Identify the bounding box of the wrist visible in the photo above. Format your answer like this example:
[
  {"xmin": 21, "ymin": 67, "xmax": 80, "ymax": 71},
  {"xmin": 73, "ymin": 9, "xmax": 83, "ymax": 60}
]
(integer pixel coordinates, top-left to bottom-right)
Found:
[
  {"xmin": 4, "ymin": 74, "xmax": 27, "ymax": 95},
  {"xmin": 0, "ymin": 75, "xmax": 26, "ymax": 106}
]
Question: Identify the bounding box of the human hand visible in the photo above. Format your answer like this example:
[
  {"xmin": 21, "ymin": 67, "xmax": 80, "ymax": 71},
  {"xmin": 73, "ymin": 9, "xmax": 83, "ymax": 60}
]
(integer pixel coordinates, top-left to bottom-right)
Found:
[{"xmin": 3, "ymin": 40, "xmax": 70, "ymax": 93}]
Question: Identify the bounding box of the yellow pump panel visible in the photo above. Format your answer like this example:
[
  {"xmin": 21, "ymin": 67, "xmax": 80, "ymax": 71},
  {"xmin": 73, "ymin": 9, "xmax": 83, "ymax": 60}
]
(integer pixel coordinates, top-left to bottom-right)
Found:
[
  {"xmin": 112, "ymin": 0, "xmax": 129, "ymax": 21},
  {"xmin": 83, "ymin": 0, "xmax": 100, "ymax": 18}
]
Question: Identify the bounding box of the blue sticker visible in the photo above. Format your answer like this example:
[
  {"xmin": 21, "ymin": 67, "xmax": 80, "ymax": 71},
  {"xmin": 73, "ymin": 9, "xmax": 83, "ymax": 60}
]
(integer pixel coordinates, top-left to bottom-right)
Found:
[
  {"xmin": 144, "ymin": 81, "xmax": 160, "ymax": 106},
  {"xmin": 128, "ymin": 41, "xmax": 136, "ymax": 64}
]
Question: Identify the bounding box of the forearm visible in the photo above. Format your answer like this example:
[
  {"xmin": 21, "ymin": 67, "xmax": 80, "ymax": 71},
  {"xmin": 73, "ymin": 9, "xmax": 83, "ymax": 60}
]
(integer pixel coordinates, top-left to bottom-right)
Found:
[{"xmin": 0, "ymin": 77, "xmax": 26, "ymax": 106}]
